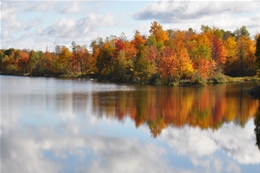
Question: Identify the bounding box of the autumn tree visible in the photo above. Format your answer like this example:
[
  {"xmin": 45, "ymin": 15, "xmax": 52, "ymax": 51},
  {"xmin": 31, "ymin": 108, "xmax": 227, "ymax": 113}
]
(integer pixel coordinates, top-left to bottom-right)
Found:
[
  {"xmin": 56, "ymin": 46, "xmax": 71, "ymax": 74},
  {"xmin": 236, "ymin": 36, "xmax": 256, "ymax": 76},
  {"xmin": 224, "ymin": 37, "xmax": 237, "ymax": 75},
  {"xmin": 168, "ymin": 30, "xmax": 193, "ymax": 80},
  {"xmin": 124, "ymin": 40, "xmax": 137, "ymax": 60},
  {"xmin": 211, "ymin": 36, "xmax": 227, "ymax": 71},
  {"xmin": 158, "ymin": 47, "xmax": 178, "ymax": 83},
  {"xmin": 17, "ymin": 51, "xmax": 29, "ymax": 73},
  {"xmin": 1, "ymin": 55, "xmax": 16, "ymax": 74},
  {"xmin": 149, "ymin": 21, "xmax": 169, "ymax": 44},
  {"xmin": 44, "ymin": 51, "xmax": 56, "ymax": 74},
  {"xmin": 132, "ymin": 30, "xmax": 146, "ymax": 52},
  {"xmin": 176, "ymin": 48, "xmax": 194, "ymax": 79},
  {"xmin": 114, "ymin": 39, "xmax": 125, "ymax": 58},
  {"xmin": 88, "ymin": 38, "xmax": 103, "ymax": 74},
  {"xmin": 96, "ymin": 40, "xmax": 116, "ymax": 76},
  {"xmin": 71, "ymin": 42, "xmax": 89, "ymax": 75}
]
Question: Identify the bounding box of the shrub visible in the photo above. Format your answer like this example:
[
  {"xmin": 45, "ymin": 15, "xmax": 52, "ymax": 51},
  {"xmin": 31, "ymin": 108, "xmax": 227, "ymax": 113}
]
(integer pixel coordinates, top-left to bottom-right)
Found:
[
  {"xmin": 190, "ymin": 70, "xmax": 207, "ymax": 86},
  {"xmin": 208, "ymin": 71, "xmax": 227, "ymax": 84}
]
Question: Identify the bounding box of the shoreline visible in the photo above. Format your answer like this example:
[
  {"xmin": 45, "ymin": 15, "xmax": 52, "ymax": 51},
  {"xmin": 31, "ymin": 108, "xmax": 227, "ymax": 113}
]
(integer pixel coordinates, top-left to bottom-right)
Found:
[{"xmin": 1, "ymin": 73, "xmax": 260, "ymax": 87}]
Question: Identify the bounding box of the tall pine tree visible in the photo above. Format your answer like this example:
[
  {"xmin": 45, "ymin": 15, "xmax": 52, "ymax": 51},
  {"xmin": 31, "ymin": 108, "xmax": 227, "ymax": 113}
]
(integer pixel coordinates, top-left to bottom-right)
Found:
[{"xmin": 256, "ymin": 34, "xmax": 260, "ymax": 70}]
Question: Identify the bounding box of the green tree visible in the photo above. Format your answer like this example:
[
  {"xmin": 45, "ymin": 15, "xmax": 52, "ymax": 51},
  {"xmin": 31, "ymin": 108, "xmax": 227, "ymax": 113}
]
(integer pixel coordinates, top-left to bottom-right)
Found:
[
  {"xmin": 28, "ymin": 50, "xmax": 40, "ymax": 74},
  {"xmin": 255, "ymin": 34, "xmax": 260, "ymax": 70},
  {"xmin": 0, "ymin": 50, "xmax": 4, "ymax": 71},
  {"xmin": 113, "ymin": 50, "xmax": 133, "ymax": 81},
  {"xmin": 96, "ymin": 41, "xmax": 115, "ymax": 76},
  {"xmin": 234, "ymin": 25, "xmax": 250, "ymax": 40},
  {"xmin": 57, "ymin": 46, "xmax": 71, "ymax": 74},
  {"xmin": 134, "ymin": 48, "xmax": 156, "ymax": 83}
]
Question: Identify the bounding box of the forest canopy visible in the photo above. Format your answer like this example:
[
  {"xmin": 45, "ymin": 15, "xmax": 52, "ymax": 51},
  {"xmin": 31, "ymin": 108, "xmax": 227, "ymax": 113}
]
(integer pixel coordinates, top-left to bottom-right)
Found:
[{"xmin": 1, "ymin": 21, "xmax": 260, "ymax": 85}]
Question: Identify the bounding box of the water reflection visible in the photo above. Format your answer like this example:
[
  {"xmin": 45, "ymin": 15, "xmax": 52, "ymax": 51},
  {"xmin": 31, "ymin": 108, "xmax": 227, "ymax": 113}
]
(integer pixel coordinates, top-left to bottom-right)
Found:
[
  {"xmin": 254, "ymin": 110, "xmax": 260, "ymax": 150},
  {"xmin": 93, "ymin": 85, "xmax": 259, "ymax": 137},
  {"xmin": 1, "ymin": 76, "xmax": 260, "ymax": 173}
]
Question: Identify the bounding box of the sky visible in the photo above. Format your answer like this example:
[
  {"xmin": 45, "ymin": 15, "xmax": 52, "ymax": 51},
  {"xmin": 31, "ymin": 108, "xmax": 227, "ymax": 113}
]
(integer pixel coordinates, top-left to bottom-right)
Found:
[{"xmin": 1, "ymin": 0, "xmax": 260, "ymax": 52}]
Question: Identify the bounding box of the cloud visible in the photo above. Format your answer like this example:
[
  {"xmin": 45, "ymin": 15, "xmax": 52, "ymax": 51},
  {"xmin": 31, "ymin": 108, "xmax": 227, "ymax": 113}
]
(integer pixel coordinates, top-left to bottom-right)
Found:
[
  {"xmin": 59, "ymin": 2, "xmax": 81, "ymax": 14},
  {"xmin": 134, "ymin": 1, "xmax": 260, "ymax": 22},
  {"xmin": 39, "ymin": 12, "xmax": 117, "ymax": 48},
  {"xmin": 0, "ymin": 2, "xmax": 17, "ymax": 21},
  {"xmin": 1, "ymin": 2, "xmax": 22, "ymax": 32},
  {"xmin": 23, "ymin": 1, "xmax": 56, "ymax": 12},
  {"xmin": 1, "ymin": 133, "xmax": 60, "ymax": 173},
  {"xmin": 133, "ymin": 1, "xmax": 260, "ymax": 35},
  {"xmin": 24, "ymin": 18, "xmax": 43, "ymax": 31},
  {"xmin": 42, "ymin": 17, "xmax": 76, "ymax": 37},
  {"xmin": 1, "ymin": 127, "xmax": 178, "ymax": 173},
  {"xmin": 160, "ymin": 123, "xmax": 260, "ymax": 165}
]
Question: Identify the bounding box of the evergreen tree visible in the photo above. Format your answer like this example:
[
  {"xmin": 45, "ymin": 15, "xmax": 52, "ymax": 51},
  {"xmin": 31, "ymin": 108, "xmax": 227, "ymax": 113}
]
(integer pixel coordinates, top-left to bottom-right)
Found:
[{"xmin": 255, "ymin": 34, "xmax": 260, "ymax": 70}]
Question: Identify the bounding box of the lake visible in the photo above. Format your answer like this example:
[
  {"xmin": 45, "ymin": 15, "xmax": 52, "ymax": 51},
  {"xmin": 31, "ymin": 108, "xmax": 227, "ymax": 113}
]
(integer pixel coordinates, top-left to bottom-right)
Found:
[{"xmin": 1, "ymin": 75, "xmax": 260, "ymax": 173}]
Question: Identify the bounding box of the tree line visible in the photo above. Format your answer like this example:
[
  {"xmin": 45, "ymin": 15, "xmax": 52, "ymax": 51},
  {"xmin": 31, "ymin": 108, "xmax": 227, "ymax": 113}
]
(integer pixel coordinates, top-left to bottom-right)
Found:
[{"xmin": 1, "ymin": 21, "xmax": 260, "ymax": 85}]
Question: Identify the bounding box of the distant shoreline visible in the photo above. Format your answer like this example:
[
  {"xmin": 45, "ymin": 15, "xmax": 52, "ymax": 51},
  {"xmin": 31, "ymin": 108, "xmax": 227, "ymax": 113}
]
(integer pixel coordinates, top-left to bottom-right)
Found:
[{"xmin": 1, "ymin": 73, "xmax": 260, "ymax": 87}]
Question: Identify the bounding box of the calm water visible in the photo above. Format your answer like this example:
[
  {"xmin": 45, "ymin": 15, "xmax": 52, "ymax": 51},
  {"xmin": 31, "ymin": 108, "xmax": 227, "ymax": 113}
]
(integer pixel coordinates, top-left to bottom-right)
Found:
[{"xmin": 1, "ymin": 75, "xmax": 260, "ymax": 173}]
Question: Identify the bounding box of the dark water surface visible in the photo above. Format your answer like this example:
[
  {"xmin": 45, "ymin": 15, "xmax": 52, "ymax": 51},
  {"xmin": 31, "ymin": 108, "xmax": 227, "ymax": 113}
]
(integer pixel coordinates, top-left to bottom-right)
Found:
[{"xmin": 1, "ymin": 75, "xmax": 260, "ymax": 173}]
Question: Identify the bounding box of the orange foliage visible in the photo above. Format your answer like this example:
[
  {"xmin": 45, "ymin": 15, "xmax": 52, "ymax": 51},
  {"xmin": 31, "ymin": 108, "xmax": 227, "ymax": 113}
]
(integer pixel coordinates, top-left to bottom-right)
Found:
[
  {"xmin": 93, "ymin": 83, "xmax": 259, "ymax": 137},
  {"xmin": 17, "ymin": 51, "xmax": 29, "ymax": 72},
  {"xmin": 193, "ymin": 58, "xmax": 215, "ymax": 78}
]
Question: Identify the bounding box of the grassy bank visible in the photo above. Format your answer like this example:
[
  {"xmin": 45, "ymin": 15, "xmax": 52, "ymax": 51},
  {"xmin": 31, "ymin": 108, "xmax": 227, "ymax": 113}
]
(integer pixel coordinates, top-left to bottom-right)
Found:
[{"xmin": 2, "ymin": 71, "xmax": 260, "ymax": 88}]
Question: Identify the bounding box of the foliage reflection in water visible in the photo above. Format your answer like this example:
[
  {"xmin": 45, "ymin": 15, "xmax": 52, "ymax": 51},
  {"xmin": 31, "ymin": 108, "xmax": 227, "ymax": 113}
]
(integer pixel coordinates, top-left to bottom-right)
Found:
[
  {"xmin": 1, "ymin": 76, "xmax": 260, "ymax": 173},
  {"xmin": 93, "ymin": 84, "xmax": 259, "ymax": 138}
]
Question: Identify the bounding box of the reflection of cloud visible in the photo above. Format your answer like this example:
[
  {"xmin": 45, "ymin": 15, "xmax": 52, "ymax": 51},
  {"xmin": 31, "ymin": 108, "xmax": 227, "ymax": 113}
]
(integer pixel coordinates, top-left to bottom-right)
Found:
[
  {"xmin": 1, "ymin": 134, "xmax": 60, "ymax": 173},
  {"xmin": 0, "ymin": 111, "xmax": 19, "ymax": 135},
  {"xmin": 213, "ymin": 124, "xmax": 260, "ymax": 164},
  {"xmin": 1, "ymin": 128, "xmax": 177, "ymax": 173},
  {"xmin": 160, "ymin": 122, "xmax": 260, "ymax": 165},
  {"xmin": 1, "ymin": 122, "xmax": 246, "ymax": 173},
  {"xmin": 1, "ymin": 76, "xmax": 259, "ymax": 172},
  {"xmin": 161, "ymin": 127, "xmax": 217, "ymax": 157}
]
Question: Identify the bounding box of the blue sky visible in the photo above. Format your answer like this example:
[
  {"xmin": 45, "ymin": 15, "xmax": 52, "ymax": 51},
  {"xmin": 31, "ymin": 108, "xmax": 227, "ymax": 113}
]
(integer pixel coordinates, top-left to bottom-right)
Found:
[{"xmin": 1, "ymin": 0, "xmax": 260, "ymax": 52}]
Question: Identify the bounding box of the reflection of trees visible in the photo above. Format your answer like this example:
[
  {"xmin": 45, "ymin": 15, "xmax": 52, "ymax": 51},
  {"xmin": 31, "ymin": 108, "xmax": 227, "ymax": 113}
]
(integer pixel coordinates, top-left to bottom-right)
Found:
[
  {"xmin": 254, "ymin": 110, "xmax": 260, "ymax": 150},
  {"xmin": 92, "ymin": 84, "xmax": 259, "ymax": 138}
]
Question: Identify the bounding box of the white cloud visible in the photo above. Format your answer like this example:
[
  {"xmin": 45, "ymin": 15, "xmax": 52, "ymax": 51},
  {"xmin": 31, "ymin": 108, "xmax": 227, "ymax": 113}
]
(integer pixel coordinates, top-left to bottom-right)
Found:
[
  {"xmin": 134, "ymin": 1, "xmax": 260, "ymax": 22},
  {"xmin": 225, "ymin": 162, "xmax": 241, "ymax": 173},
  {"xmin": 24, "ymin": 19, "xmax": 43, "ymax": 31},
  {"xmin": 134, "ymin": 1, "xmax": 260, "ymax": 35},
  {"xmin": 23, "ymin": 1, "xmax": 56, "ymax": 12},
  {"xmin": 1, "ymin": 127, "xmax": 179, "ymax": 173},
  {"xmin": 0, "ymin": 2, "xmax": 17, "ymax": 21},
  {"xmin": 43, "ymin": 17, "xmax": 76, "ymax": 37},
  {"xmin": 59, "ymin": 2, "xmax": 81, "ymax": 14},
  {"xmin": 1, "ymin": 30, "xmax": 10, "ymax": 39},
  {"xmin": 37, "ymin": 13, "xmax": 117, "ymax": 50},
  {"xmin": 1, "ymin": 134, "xmax": 60, "ymax": 173},
  {"xmin": 1, "ymin": 2, "xmax": 22, "ymax": 33},
  {"xmin": 160, "ymin": 123, "xmax": 260, "ymax": 165}
]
